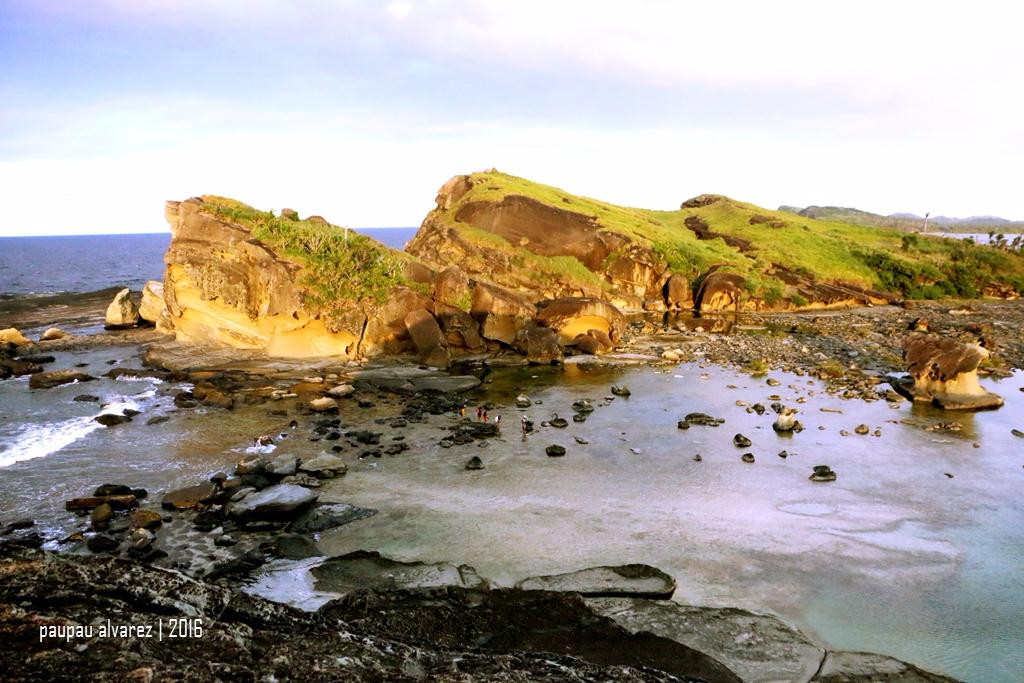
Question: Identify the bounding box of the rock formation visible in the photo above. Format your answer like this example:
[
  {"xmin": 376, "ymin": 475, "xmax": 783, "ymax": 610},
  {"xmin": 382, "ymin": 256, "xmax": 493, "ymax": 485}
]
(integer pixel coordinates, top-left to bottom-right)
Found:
[
  {"xmin": 897, "ymin": 333, "xmax": 1003, "ymax": 410},
  {"xmin": 104, "ymin": 287, "xmax": 140, "ymax": 329},
  {"xmin": 138, "ymin": 279, "xmax": 168, "ymax": 328}
]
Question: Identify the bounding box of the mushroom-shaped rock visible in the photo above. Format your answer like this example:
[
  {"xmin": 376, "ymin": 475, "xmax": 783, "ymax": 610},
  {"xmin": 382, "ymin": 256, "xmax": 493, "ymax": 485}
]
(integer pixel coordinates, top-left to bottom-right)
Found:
[
  {"xmin": 535, "ymin": 297, "xmax": 626, "ymax": 346},
  {"xmin": 104, "ymin": 288, "xmax": 140, "ymax": 329},
  {"xmin": 695, "ymin": 271, "xmax": 745, "ymax": 312},
  {"xmin": 898, "ymin": 332, "xmax": 1003, "ymax": 410}
]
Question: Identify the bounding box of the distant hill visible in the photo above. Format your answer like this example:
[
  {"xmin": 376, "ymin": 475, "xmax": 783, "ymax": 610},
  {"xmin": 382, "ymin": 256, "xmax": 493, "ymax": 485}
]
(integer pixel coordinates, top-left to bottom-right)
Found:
[{"xmin": 779, "ymin": 205, "xmax": 1024, "ymax": 233}]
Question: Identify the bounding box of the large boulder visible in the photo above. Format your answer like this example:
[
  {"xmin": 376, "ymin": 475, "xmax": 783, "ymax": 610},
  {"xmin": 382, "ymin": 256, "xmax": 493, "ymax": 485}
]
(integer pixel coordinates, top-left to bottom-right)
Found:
[
  {"xmin": 433, "ymin": 303, "xmax": 486, "ymax": 351},
  {"xmin": 138, "ymin": 280, "xmax": 166, "ymax": 324},
  {"xmin": 433, "ymin": 266, "xmax": 471, "ymax": 308},
  {"xmin": 403, "ymin": 309, "xmax": 450, "ymax": 368},
  {"xmin": 360, "ymin": 287, "xmax": 433, "ymax": 356},
  {"xmin": 104, "ymin": 288, "xmax": 140, "ymax": 329},
  {"xmin": 897, "ymin": 333, "xmax": 1003, "ymax": 410},
  {"xmin": 471, "ymin": 281, "xmax": 536, "ymax": 346},
  {"xmin": 514, "ymin": 321, "xmax": 562, "ymax": 364},
  {"xmin": 535, "ymin": 297, "xmax": 626, "ymax": 345},
  {"xmin": 0, "ymin": 328, "xmax": 31, "ymax": 345},
  {"xmin": 228, "ymin": 483, "xmax": 319, "ymax": 521},
  {"xmin": 695, "ymin": 270, "xmax": 745, "ymax": 312},
  {"xmin": 664, "ymin": 274, "xmax": 694, "ymax": 310}
]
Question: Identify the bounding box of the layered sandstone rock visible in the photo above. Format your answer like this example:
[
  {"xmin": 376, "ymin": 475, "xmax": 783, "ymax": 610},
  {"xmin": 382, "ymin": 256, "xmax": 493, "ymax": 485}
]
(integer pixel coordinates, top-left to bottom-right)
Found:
[
  {"xmin": 695, "ymin": 270, "xmax": 745, "ymax": 312},
  {"xmin": 138, "ymin": 280, "xmax": 166, "ymax": 325},
  {"xmin": 161, "ymin": 198, "xmax": 435, "ymax": 360},
  {"xmin": 898, "ymin": 333, "xmax": 1003, "ymax": 410}
]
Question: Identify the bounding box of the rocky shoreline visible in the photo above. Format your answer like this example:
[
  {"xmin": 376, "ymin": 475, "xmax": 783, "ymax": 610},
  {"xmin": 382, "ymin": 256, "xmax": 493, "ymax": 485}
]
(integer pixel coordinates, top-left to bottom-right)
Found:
[{"xmin": 3, "ymin": 289, "xmax": 1021, "ymax": 680}]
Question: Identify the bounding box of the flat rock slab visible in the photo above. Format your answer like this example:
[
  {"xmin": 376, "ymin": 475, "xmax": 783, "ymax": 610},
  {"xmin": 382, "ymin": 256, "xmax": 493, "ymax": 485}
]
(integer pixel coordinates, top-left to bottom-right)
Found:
[
  {"xmin": 349, "ymin": 366, "xmax": 481, "ymax": 394},
  {"xmin": 311, "ymin": 550, "xmax": 488, "ymax": 594},
  {"xmin": 515, "ymin": 564, "xmax": 677, "ymax": 599},
  {"xmin": 814, "ymin": 651, "xmax": 957, "ymax": 682},
  {"xmin": 229, "ymin": 484, "xmax": 319, "ymax": 522},
  {"xmin": 161, "ymin": 483, "xmax": 218, "ymax": 511},
  {"xmin": 587, "ymin": 597, "xmax": 824, "ymax": 683},
  {"xmin": 287, "ymin": 502, "xmax": 377, "ymax": 534}
]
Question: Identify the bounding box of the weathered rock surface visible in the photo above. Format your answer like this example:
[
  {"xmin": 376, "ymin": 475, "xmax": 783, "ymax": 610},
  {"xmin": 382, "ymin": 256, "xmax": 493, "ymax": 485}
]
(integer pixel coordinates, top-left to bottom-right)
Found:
[
  {"xmin": 138, "ymin": 279, "xmax": 167, "ymax": 324},
  {"xmin": 515, "ymin": 564, "xmax": 677, "ymax": 599},
  {"xmin": 404, "ymin": 308, "xmax": 451, "ymax": 368},
  {"xmin": 104, "ymin": 287, "xmax": 140, "ymax": 328},
  {"xmin": 0, "ymin": 327, "xmax": 31, "ymax": 345},
  {"xmin": 40, "ymin": 327, "xmax": 67, "ymax": 341},
  {"xmin": 312, "ymin": 550, "xmax": 489, "ymax": 594},
  {"xmin": 228, "ymin": 483, "xmax": 318, "ymax": 521},
  {"xmin": 898, "ymin": 333, "xmax": 1003, "ymax": 410},
  {"xmin": 695, "ymin": 270, "xmax": 745, "ymax": 312}
]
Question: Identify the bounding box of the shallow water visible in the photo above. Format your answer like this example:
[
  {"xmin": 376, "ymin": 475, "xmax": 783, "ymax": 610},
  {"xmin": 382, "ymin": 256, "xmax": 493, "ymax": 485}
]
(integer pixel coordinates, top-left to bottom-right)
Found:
[
  {"xmin": 2, "ymin": 346, "xmax": 1022, "ymax": 681},
  {"xmin": 313, "ymin": 363, "xmax": 1024, "ymax": 682}
]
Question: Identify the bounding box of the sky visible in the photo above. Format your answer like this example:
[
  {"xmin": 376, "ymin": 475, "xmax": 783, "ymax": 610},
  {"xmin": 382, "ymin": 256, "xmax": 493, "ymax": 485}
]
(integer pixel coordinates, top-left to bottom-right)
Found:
[{"xmin": 1, "ymin": 0, "xmax": 1023, "ymax": 235}]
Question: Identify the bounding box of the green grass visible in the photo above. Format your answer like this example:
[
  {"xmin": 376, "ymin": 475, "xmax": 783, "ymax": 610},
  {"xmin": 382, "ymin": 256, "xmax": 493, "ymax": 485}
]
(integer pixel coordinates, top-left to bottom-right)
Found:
[
  {"xmin": 436, "ymin": 171, "xmax": 1024, "ymax": 302},
  {"xmin": 199, "ymin": 196, "xmax": 413, "ymax": 326}
]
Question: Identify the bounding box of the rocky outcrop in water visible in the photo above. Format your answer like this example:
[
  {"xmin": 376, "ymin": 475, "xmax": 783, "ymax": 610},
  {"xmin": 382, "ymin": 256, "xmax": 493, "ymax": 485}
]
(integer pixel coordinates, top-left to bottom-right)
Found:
[
  {"xmin": 896, "ymin": 333, "xmax": 1004, "ymax": 410},
  {"xmin": 104, "ymin": 287, "xmax": 140, "ymax": 329}
]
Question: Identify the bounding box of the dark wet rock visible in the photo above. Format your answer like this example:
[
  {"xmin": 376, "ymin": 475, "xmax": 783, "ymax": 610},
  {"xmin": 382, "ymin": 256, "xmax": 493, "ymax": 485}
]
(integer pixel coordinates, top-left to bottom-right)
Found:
[
  {"xmin": 130, "ymin": 510, "xmax": 163, "ymax": 530},
  {"xmin": 516, "ymin": 564, "xmax": 677, "ymax": 599},
  {"xmin": 778, "ymin": 450, "xmax": 789, "ymax": 459},
  {"xmin": 515, "ymin": 394, "xmax": 533, "ymax": 408},
  {"xmin": 145, "ymin": 415, "xmax": 170, "ymax": 426},
  {"xmin": 677, "ymin": 419, "xmax": 691, "ymax": 430},
  {"xmin": 204, "ymin": 548, "xmax": 267, "ymax": 581},
  {"xmin": 546, "ymin": 444, "xmax": 567, "ymax": 457},
  {"xmin": 287, "ymin": 502, "xmax": 377, "ymax": 534},
  {"xmin": 2, "ymin": 519, "xmax": 34, "ymax": 534},
  {"xmin": 1011, "ymin": 428, "xmax": 1023, "ymax": 438},
  {"xmin": 73, "ymin": 393, "xmax": 100, "ymax": 402},
  {"xmin": 94, "ymin": 413, "xmax": 132, "ymax": 427},
  {"xmin": 132, "ymin": 488, "xmax": 148, "ymax": 499},
  {"xmin": 266, "ymin": 534, "xmax": 323, "ymax": 560},
  {"xmin": 17, "ymin": 354, "xmax": 55, "ymax": 364},
  {"xmin": 611, "ymin": 385, "xmax": 631, "ymax": 397},
  {"xmin": 85, "ymin": 534, "xmax": 119, "ymax": 553},
  {"xmin": 173, "ymin": 390, "xmax": 198, "ymax": 408},
  {"xmin": 751, "ymin": 403, "xmax": 766, "ymax": 415},
  {"xmin": 573, "ymin": 413, "xmax": 588, "ymax": 423},
  {"xmin": 465, "ymin": 456, "xmax": 484, "ymax": 470},
  {"xmin": 65, "ymin": 495, "xmax": 137, "ymax": 511},
  {"xmin": 693, "ymin": 454, "xmax": 702, "ymax": 462},
  {"xmin": 684, "ymin": 412, "xmax": 724, "ymax": 426},
  {"xmin": 854, "ymin": 423, "xmax": 870, "ymax": 435},
  {"xmin": 313, "ymin": 550, "xmax": 489, "ymax": 594},
  {"xmin": 90, "ymin": 503, "xmax": 113, "ymax": 529},
  {"xmin": 549, "ymin": 415, "xmax": 569, "ymax": 428},
  {"xmin": 349, "ymin": 429, "xmax": 382, "ymax": 445},
  {"xmin": 733, "ymin": 433, "xmax": 752, "ymax": 448},
  {"xmin": 240, "ymin": 472, "xmax": 275, "ymax": 490},
  {"xmin": 28, "ymin": 369, "xmax": 96, "ymax": 389},
  {"xmin": 810, "ymin": 465, "xmax": 837, "ymax": 482},
  {"xmin": 161, "ymin": 483, "xmax": 218, "ymax": 511},
  {"xmin": 213, "ymin": 534, "xmax": 237, "ymax": 547},
  {"xmin": 193, "ymin": 383, "xmax": 235, "ymax": 410},
  {"xmin": 572, "ymin": 399, "xmax": 595, "ymax": 413},
  {"xmin": 228, "ymin": 484, "xmax": 319, "ymax": 522},
  {"xmin": 93, "ymin": 483, "xmax": 133, "ymax": 497},
  {"xmin": 338, "ymin": 585, "xmax": 736, "ymax": 681},
  {"xmin": 741, "ymin": 453, "xmax": 755, "ymax": 463},
  {"xmin": 193, "ymin": 509, "xmax": 223, "ymax": 531}
]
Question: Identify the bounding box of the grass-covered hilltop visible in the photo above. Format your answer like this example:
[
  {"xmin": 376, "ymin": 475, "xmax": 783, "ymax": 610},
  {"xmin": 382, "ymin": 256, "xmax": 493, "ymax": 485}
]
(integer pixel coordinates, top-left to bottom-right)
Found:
[
  {"xmin": 157, "ymin": 171, "xmax": 1024, "ymax": 362},
  {"xmin": 407, "ymin": 170, "xmax": 1024, "ymax": 310}
]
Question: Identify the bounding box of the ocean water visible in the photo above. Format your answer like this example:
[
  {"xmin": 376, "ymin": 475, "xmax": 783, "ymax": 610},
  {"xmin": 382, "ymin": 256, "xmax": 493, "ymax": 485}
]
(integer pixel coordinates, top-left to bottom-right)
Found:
[{"xmin": 0, "ymin": 228, "xmax": 418, "ymax": 296}]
